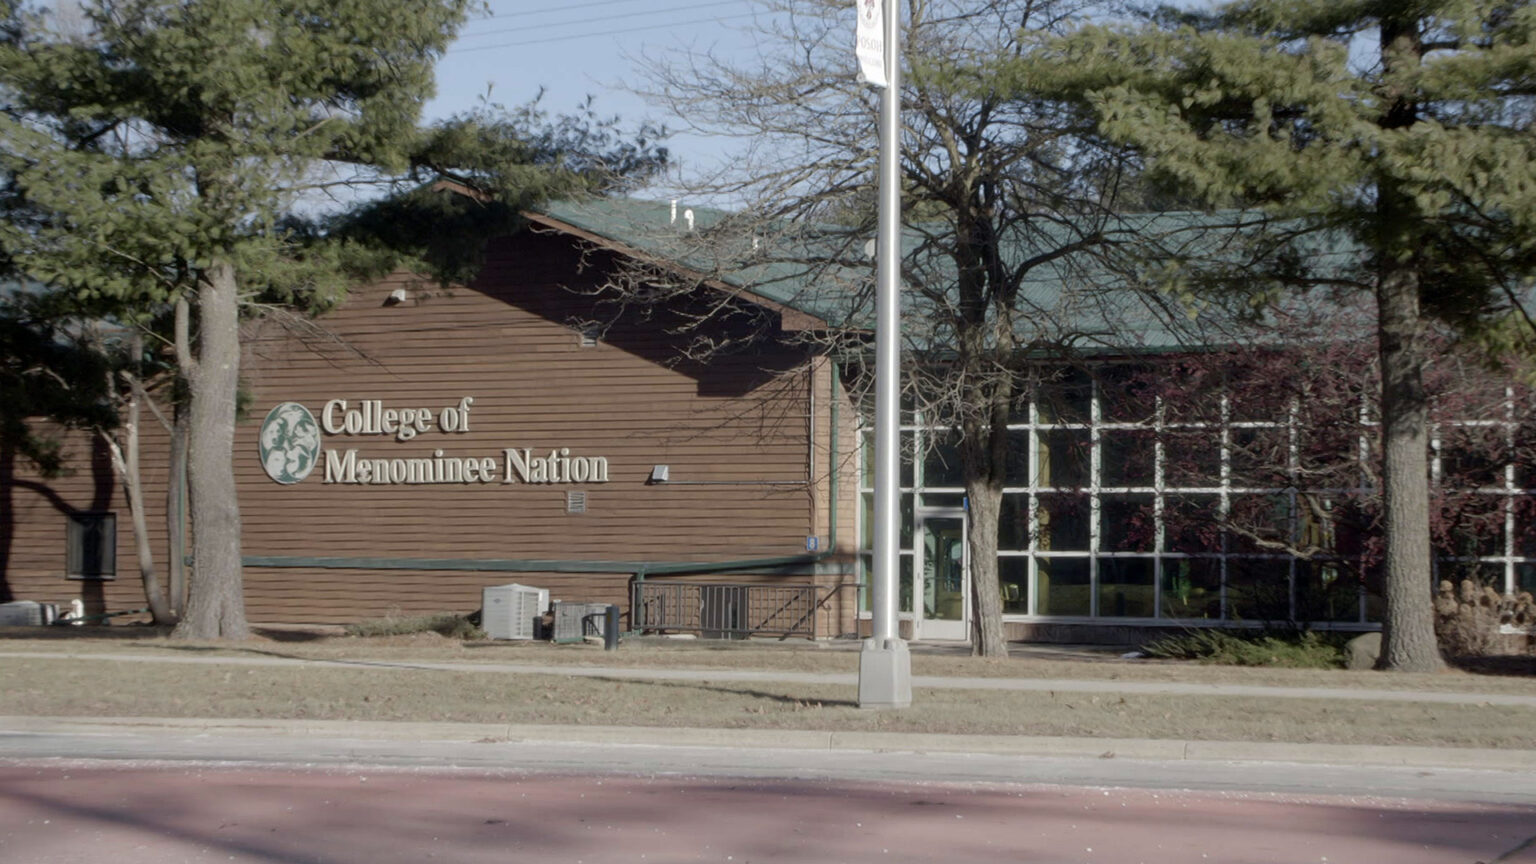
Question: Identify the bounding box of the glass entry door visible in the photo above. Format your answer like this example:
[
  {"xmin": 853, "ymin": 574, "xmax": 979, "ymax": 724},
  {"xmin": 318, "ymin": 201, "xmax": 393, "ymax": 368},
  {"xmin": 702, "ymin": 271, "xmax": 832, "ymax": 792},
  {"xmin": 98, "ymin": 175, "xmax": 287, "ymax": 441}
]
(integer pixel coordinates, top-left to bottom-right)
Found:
[{"xmin": 918, "ymin": 507, "xmax": 969, "ymax": 641}]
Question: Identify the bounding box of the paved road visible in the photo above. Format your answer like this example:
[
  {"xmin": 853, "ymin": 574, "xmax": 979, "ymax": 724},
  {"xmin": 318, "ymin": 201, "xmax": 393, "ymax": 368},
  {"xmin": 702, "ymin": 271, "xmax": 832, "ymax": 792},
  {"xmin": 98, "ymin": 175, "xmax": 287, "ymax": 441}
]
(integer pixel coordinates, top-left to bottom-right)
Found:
[
  {"xmin": 3, "ymin": 720, "xmax": 1534, "ymax": 863},
  {"xmin": 4, "ymin": 650, "xmax": 1534, "ymax": 862},
  {"xmin": 3, "ymin": 758, "xmax": 1534, "ymax": 864}
]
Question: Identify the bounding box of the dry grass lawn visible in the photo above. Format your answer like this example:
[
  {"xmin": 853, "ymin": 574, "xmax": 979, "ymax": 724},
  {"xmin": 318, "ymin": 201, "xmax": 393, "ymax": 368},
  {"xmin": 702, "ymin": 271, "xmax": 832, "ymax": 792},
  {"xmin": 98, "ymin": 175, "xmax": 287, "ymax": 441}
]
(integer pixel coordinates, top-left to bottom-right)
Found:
[
  {"xmin": 2, "ymin": 627, "xmax": 1534, "ymax": 749},
  {"xmin": 4, "ymin": 625, "xmax": 1535, "ymax": 693}
]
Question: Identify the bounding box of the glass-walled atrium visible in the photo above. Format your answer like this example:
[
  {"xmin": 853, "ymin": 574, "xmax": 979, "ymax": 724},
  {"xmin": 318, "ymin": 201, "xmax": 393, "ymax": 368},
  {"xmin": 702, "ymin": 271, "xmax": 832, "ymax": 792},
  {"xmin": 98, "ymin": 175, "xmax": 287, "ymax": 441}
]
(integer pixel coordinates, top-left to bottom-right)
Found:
[{"xmin": 858, "ymin": 365, "xmax": 1536, "ymax": 630}]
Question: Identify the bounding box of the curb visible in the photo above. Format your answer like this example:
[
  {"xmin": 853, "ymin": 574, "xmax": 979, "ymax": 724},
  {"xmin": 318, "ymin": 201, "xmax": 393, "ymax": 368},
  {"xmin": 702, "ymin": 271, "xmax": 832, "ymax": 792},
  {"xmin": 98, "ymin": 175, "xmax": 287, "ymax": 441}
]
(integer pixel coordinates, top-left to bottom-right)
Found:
[{"xmin": 4, "ymin": 715, "xmax": 1534, "ymax": 773}]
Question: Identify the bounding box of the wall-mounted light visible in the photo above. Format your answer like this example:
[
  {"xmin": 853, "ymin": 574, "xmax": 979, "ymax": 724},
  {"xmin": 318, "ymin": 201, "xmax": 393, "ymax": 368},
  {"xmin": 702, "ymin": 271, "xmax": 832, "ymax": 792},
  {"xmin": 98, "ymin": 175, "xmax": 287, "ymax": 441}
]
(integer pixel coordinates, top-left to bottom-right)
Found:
[
  {"xmin": 383, "ymin": 287, "xmax": 409, "ymax": 306},
  {"xmin": 648, "ymin": 465, "xmax": 669, "ymax": 484}
]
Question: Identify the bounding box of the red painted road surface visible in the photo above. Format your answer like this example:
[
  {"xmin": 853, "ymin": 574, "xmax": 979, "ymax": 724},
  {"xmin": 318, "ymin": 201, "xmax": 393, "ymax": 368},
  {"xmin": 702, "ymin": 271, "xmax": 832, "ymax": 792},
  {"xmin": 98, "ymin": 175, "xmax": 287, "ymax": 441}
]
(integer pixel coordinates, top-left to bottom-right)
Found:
[{"xmin": 2, "ymin": 762, "xmax": 1532, "ymax": 864}]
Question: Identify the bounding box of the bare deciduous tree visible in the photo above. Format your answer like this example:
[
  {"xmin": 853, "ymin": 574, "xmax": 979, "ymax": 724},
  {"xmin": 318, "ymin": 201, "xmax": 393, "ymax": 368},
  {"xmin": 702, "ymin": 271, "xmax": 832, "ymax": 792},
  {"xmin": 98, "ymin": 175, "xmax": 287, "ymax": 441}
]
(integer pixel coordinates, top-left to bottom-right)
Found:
[{"xmin": 609, "ymin": 0, "xmax": 1196, "ymax": 656}]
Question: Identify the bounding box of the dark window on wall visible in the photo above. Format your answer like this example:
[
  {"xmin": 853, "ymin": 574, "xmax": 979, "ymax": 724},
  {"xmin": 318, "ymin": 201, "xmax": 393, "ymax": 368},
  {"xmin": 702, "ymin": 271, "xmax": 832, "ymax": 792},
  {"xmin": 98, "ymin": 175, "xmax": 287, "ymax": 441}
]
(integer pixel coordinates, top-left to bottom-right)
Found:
[
  {"xmin": 1036, "ymin": 493, "xmax": 1090, "ymax": 551},
  {"xmin": 999, "ymin": 556, "xmax": 1029, "ymax": 613},
  {"xmin": 1038, "ymin": 429, "xmax": 1089, "ymax": 488},
  {"xmin": 1035, "ymin": 557, "xmax": 1090, "ymax": 616},
  {"xmin": 1226, "ymin": 558, "xmax": 1292, "ymax": 622},
  {"xmin": 1099, "ymin": 558, "xmax": 1156, "ymax": 618},
  {"xmin": 922, "ymin": 429, "xmax": 964, "ymax": 487},
  {"xmin": 1101, "ymin": 430, "xmax": 1155, "ymax": 487},
  {"xmin": 1163, "ymin": 430, "xmax": 1222, "ymax": 488},
  {"xmin": 1294, "ymin": 560, "xmax": 1361, "ymax": 623},
  {"xmin": 1098, "ymin": 364, "xmax": 1157, "ymax": 424},
  {"xmin": 998, "ymin": 494, "xmax": 1030, "ymax": 551},
  {"xmin": 67, "ymin": 512, "xmax": 116, "ymax": 580},
  {"xmin": 1037, "ymin": 367, "xmax": 1092, "ymax": 424},
  {"xmin": 1438, "ymin": 425, "xmax": 1508, "ymax": 489},
  {"xmin": 1101, "ymin": 494, "xmax": 1156, "ymax": 552},
  {"xmin": 1161, "ymin": 557, "xmax": 1222, "ymax": 620}
]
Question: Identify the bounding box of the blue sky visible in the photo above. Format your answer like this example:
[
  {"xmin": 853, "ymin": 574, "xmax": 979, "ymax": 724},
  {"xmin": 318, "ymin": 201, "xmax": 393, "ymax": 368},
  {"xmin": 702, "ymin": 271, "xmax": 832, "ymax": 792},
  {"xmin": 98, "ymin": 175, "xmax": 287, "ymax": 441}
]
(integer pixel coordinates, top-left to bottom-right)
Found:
[{"xmin": 427, "ymin": 0, "xmax": 779, "ymax": 191}]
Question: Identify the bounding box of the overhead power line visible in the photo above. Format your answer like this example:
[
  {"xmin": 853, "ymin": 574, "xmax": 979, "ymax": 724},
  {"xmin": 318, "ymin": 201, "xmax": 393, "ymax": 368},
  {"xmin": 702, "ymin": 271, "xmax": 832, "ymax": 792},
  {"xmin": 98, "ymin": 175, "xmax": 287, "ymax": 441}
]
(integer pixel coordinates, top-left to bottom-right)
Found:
[
  {"xmin": 457, "ymin": 1, "xmax": 741, "ymax": 41},
  {"xmin": 478, "ymin": 0, "xmax": 656, "ymax": 15},
  {"xmin": 449, "ymin": 11, "xmax": 761, "ymax": 52}
]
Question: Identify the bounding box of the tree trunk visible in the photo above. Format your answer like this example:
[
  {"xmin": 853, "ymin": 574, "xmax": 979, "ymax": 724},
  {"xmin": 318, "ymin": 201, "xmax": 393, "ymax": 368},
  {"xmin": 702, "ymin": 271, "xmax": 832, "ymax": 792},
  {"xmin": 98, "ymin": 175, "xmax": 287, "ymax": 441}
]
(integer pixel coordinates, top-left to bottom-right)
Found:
[
  {"xmin": 105, "ymin": 332, "xmax": 176, "ymax": 625},
  {"xmin": 172, "ymin": 260, "xmax": 249, "ymax": 640},
  {"xmin": 965, "ymin": 475, "xmax": 1008, "ymax": 656},
  {"xmin": 167, "ymin": 298, "xmax": 190, "ymax": 618},
  {"xmin": 167, "ymin": 398, "xmax": 189, "ymax": 617},
  {"xmin": 1371, "ymin": 14, "xmax": 1442, "ymax": 673},
  {"xmin": 961, "ymin": 387, "xmax": 1011, "ymax": 658},
  {"xmin": 1374, "ymin": 265, "xmax": 1443, "ymax": 672}
]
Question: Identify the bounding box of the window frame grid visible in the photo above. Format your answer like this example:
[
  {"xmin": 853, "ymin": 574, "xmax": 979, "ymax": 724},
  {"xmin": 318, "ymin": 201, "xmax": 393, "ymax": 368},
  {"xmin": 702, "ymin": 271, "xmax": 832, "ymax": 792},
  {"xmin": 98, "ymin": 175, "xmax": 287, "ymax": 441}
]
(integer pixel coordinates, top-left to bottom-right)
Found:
[{"xmin": 854, "ymin": 374, "xmax": 1532, "ymax": 626}]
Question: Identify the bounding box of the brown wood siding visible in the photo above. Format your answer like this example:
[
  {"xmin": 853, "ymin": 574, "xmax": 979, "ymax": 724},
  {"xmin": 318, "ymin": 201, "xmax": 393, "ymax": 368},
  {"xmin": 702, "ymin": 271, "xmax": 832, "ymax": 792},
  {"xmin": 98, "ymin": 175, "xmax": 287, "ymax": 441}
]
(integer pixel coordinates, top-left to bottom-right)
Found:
[
  {"xmin": 235, "ymin": 230, "xmax": 826, "ymax": 623},
  {"xmin": 2, "ymin": 228, "xmax": 854, "ymax": 630},
  {"xmin": 2, "ymin": 427, "xmax": 169, "ymax": 621},
  {"xmin": 241, "ymin": 569, "xmax": 630, "ymax": 622}
]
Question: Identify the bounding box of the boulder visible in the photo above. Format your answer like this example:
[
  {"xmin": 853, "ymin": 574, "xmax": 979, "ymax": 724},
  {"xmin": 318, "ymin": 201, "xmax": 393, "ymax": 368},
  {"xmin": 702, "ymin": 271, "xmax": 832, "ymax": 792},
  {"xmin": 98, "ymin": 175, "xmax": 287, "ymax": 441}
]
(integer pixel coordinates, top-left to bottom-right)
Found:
[{"xmin": 1345, "ymin": 631, "xmax": 1382, "ymax": 670}]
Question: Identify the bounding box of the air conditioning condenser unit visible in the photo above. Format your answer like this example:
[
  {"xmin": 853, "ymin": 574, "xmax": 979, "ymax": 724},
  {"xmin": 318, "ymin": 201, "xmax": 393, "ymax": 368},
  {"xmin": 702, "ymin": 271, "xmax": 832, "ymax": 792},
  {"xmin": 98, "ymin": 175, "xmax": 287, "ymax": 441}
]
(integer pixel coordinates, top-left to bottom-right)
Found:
[{"xmin": 481, "ymin": 583, "xmax": 548, "ymax": 640}]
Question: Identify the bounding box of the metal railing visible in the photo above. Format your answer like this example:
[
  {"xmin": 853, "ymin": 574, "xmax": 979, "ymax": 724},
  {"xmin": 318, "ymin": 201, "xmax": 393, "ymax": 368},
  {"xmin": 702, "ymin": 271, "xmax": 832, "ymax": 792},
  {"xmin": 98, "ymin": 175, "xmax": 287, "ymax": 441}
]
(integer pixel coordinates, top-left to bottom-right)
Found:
[{"xmin": 632, "ymin": 582, "xmax": 819, "ymax": 639}]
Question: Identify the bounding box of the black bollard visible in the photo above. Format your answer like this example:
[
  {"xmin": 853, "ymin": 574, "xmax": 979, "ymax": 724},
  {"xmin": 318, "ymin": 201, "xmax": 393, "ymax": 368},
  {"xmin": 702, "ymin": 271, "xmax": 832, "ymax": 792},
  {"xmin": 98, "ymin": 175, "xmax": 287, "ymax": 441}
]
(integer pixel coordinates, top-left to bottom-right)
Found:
[{"xmin": 604, "ymin": 604, "xmax": 619, "ymax": 651}]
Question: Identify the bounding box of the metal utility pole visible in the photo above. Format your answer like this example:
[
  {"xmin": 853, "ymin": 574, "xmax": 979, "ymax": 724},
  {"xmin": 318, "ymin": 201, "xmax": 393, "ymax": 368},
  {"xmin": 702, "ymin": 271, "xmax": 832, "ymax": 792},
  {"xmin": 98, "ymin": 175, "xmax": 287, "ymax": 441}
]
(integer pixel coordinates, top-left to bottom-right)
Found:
[{"xmin": 857, "ymin": 0, "xmax": 911, "ymax": 709}]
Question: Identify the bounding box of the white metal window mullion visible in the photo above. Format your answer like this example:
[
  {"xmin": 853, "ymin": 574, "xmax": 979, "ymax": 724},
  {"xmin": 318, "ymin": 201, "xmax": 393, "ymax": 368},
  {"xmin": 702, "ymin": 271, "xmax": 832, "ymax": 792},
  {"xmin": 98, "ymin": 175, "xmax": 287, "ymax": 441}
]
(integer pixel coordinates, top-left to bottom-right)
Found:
[
  {"xmin": 1358, "ymin": 396, "xmax": 1374, "ymax": 617},
  {"xmin": 1219, "ymin": 394, "xmax": 1231, "ymax": 619},
  {"xmin": 1287, "ymin": 398, "xmax": 1299, "ymax": 623},
  {"xmin": 1506, "ymin": 386, "xmax": 1518, "ymax": 596},
  {"xmin": 1430, "ymin": 417, "xmax": 1443, "ymax": 586},
  {"xmin": 1089, "ymin": 378, "xmax": 1102, "ymax": 618},
  {"xmin": 911, "ymin": 422, "xmax": 922, "ymax": 618},
  {"xmin": 1027, "ymin": 390, "xmax": 1040, "ymax": 617},
  {"xmin": 1154, "ymin": 395, "xmax": 1166, "ymax": 619}
]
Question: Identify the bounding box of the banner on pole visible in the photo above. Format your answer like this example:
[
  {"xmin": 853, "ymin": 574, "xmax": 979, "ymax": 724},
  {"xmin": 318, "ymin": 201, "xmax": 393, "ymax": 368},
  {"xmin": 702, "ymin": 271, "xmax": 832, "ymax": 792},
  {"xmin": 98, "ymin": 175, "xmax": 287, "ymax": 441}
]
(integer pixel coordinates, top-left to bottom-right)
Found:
[{"xmin": 855, "ymin": 0, "xmax": 887, "ymax": 88}]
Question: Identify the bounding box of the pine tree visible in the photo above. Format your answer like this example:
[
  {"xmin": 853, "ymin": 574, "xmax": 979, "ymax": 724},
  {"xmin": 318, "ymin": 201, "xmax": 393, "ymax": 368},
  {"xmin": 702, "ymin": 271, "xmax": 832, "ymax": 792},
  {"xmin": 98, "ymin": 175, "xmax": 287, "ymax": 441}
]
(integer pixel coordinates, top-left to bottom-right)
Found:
[
  {"xmin": 0, "ymin": 0, "xmax": 663, "ymax": 638},
  {"xmin": 1005, "ymin": 0, "xmax": 1536, "ymax": 670}
]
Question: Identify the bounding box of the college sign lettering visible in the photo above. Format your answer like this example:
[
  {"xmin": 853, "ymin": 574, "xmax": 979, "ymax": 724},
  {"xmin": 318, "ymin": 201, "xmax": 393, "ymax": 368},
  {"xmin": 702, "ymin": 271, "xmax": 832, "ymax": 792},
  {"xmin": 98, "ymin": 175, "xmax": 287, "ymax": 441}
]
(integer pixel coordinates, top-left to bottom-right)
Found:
[{"xmin": 257, "ymin": 396, "xmax": 610, "ymax": 487}]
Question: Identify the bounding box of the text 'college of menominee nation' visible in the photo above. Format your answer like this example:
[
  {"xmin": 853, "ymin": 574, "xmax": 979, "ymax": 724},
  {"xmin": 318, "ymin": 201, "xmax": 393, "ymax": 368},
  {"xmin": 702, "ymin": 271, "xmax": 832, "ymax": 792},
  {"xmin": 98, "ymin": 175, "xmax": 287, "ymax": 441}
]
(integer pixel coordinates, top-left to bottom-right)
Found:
[{"xmin": 321, "ymin": 397, "xmax": 610, "ymax": 486}]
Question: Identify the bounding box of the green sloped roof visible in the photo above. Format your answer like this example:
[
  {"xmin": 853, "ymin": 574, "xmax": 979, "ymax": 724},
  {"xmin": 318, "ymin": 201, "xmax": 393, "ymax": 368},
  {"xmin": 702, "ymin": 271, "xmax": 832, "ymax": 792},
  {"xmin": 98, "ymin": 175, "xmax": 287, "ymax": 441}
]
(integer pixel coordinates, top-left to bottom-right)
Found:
[
  {"xmin": 534, "ymin": 197, "xmax": 866, "ymax": 326},
  {"xmin": 531, "ymin": 197, "xmax": 1367, "ymax": 354}
]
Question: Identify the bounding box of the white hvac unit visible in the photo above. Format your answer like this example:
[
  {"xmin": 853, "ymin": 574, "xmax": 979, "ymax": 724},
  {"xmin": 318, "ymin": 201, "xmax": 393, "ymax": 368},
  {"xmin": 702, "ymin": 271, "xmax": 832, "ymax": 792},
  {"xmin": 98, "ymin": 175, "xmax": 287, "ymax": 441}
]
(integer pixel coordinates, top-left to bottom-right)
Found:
[
  {"xmin": 481, "ymin": 583, "xmax": 548, "ymax": 640},
  {"xmin": 0, "ymin": 601, "xmax": 58, "ymax": 626}
]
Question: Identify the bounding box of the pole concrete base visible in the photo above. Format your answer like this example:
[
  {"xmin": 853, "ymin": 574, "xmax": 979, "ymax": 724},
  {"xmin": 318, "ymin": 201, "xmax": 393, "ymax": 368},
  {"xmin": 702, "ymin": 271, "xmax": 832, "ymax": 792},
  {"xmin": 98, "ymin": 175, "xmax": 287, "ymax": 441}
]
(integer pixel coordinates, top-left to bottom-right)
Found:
[{"xmin": 857, "ymin": 637, "xmax": 912, "ymax": 709}]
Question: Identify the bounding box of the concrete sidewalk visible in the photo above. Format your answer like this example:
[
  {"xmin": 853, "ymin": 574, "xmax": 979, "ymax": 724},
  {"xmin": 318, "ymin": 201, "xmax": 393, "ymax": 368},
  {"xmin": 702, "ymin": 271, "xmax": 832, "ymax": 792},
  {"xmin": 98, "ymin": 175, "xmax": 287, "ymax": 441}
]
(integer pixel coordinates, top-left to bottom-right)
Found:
[
  {"xmin": 5, "ymin": 649, "xmax": 1536, "ymax": 707},
  {"xmin": 5, "ymin": 714, "xmax": 1536, "ymax": 774}
]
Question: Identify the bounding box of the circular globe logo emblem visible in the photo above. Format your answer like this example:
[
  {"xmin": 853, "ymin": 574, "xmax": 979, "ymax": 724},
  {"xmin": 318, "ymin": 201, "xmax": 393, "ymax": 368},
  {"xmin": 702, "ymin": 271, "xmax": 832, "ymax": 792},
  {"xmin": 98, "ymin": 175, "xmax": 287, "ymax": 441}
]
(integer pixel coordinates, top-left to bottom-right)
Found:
[{"xmin": 258, "ymin": 402, "xmax": 321, "ymax": 485}]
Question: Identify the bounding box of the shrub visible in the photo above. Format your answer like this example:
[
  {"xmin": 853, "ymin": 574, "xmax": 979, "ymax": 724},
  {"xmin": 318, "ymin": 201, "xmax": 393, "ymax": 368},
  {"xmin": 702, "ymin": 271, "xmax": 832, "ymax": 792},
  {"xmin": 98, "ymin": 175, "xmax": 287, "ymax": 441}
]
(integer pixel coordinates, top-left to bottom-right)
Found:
[
  {"xmin": 1142, "ymin": 628, "xmax": 1345, "ymax": 668},
  {"xmin": 1433, "ymin": 580, "xmax": 1536, "ymax": 658},
  {"xmin": 344, "ymin": 612, "xmax": 485, "ymax": 641}
]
